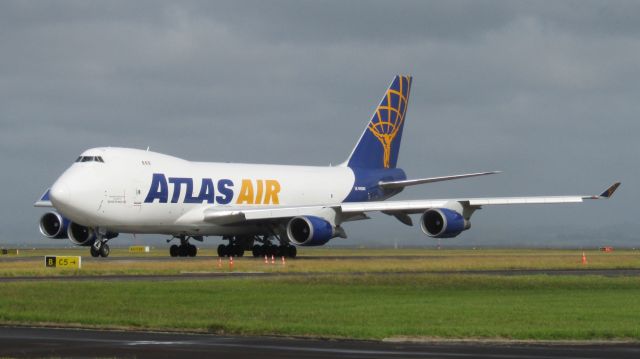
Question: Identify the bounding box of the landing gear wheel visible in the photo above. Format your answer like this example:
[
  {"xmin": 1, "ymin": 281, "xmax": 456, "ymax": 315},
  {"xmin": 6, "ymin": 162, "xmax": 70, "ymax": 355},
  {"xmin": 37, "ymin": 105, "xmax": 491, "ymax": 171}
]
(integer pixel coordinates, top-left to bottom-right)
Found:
[
  {"xmin": 178, "ymin": 245, "xmax": 188, "ymax": 257},
  {"xmin": 268, "ymin": 246, "xmax": 278, "ymax": 257},
  {"xmin": 288, "ymin": 246, "xmax": 297, "ymax": 259},
  {"xmin": 235, "ymin": 245, "xmax": 244, "ymax": 257},
  {"xmin": 90, "ymin": 246, "xmax": 100, "ymax": 258},
  {"xmin": 99, "ymin": 243, "xmax": 110, "ymax": 258},
  {"xmin": 252, "ymin": 245, "xmax": 261, "ymax": 257},
  {"xmin": 170, "ymin": 245, "xmax": 179, "ymax": 257},
  {"xmin": 217, "ymin": 244, "xmax": 227, "ymax": 257},
  {"xmin": 187, "ymin": 244, "xmax": 197, "ymax": 257}
]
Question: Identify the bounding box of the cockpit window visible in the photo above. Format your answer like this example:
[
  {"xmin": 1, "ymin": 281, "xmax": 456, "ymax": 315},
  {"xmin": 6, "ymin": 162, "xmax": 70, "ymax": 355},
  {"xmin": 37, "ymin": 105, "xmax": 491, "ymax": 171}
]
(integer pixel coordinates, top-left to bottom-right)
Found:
[{"xmin": 76, "ymin": 156, "xmax": 105, "ymax": 163}]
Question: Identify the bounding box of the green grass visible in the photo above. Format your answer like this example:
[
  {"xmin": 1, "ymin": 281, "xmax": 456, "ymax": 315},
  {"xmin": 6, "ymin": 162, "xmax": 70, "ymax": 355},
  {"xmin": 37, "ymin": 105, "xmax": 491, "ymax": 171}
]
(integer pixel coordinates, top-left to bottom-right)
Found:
[
  {"xmin": 1, "ymin": 275, "xmax": 639, "ymax": 340},
  {"xmin": 1, "ymin": 248, "xmax": 638, "ymax": 277}
]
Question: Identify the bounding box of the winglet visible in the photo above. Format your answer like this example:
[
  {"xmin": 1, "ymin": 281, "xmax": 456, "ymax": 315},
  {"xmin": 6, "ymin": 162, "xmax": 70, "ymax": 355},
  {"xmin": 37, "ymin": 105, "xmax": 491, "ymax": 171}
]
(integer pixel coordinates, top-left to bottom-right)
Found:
[{"xmin": 599, "ymin": 182, "xmax": 621, "ymax": 198}]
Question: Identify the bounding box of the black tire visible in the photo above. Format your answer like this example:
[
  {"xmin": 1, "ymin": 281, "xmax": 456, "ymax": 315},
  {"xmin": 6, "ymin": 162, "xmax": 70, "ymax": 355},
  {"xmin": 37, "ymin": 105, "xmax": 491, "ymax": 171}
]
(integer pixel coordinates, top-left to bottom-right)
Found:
[
  {"xmin": 217, "ymin": 244, "xmax": 227, "ymax": 257},
  {"xmin": 90, "ymin": 246, "xmax": 100, "ymax": 258},
  {"xmin": 235, "ymin": 246, "xmax": 244, "ymax": 257},
  {"xmin": 268, "ymin": 246, "xmax": 277, "ymax": 257},
  {"xmin": 99, "ymin": 243, "xmax": 110, "ymax": 258},
  {"xmin": 178, "ymin": 245, "xmax": 188, "ymax": 257},
  {"xmin": 170, "ymin": 244, "xmax": 179, "ymax": 257},
  {"xmin": 252, "ymin": 245, "xmax": 261, "ymax": 257},
  {"xmin": 188, "ymin": 244, "xmax": 197, "ymax": 257},
  {"xmin": 288, "ymin": 246, "xmax": 297, "ymax": 259}
]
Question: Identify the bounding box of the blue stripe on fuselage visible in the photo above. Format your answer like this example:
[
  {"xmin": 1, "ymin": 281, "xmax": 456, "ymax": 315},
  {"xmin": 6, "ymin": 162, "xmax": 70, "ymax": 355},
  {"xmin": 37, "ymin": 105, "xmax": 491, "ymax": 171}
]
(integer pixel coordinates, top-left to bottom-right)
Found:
[{"xmin": 343, "ymin": 167, "xmax": 406, "ymax": 202}]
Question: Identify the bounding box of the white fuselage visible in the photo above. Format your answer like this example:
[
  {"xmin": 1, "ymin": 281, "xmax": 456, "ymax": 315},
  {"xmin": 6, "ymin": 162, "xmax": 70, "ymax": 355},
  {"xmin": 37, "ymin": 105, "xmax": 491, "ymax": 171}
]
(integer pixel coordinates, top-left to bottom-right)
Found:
[{"xmin": 49, "ymin": 147, "xmax": 355, "ymax": 236}]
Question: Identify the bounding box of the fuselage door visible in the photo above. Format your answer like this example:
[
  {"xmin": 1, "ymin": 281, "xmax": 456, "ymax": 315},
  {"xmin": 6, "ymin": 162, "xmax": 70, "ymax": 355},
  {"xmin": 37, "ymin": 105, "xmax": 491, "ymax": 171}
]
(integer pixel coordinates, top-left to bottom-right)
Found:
[{"xmin": 133, "ymin": 159, "xmax": 153, "ymax": 211}]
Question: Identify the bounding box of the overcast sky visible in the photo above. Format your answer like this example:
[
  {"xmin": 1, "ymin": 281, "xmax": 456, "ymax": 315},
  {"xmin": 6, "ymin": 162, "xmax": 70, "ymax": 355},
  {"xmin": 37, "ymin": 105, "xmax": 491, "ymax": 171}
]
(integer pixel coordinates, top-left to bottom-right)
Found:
[{"xmin": 1, "ymin": 0, "xmax": 637, "ymax": 248}]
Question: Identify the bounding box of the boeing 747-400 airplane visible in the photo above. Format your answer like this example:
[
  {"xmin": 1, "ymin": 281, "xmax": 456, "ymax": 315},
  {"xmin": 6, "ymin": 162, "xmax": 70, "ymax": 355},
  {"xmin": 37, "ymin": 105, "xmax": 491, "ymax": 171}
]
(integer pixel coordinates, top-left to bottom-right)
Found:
[{"xmin": 35, "ymin": 75, "xmax": 620, "ymax": 258}]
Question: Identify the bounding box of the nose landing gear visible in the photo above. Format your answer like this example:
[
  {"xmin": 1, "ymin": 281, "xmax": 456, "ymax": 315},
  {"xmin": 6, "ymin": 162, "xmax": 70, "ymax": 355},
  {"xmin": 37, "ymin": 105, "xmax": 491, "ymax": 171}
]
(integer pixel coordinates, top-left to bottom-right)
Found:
[
  {"xmin": 90, "ymin": 242, "xmax": 110, "ymax": 258},
  {"xmin": 89, "ymin": 230, "xmax": 118, "ymax": 258}
]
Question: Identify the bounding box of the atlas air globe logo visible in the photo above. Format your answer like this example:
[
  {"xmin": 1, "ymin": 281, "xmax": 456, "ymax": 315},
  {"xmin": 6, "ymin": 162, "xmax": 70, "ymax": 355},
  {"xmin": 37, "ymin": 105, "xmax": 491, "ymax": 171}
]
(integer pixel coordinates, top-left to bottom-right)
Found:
[{"xmin": 368, "ymin": 76, "xmax": 411, "ymax": 168}]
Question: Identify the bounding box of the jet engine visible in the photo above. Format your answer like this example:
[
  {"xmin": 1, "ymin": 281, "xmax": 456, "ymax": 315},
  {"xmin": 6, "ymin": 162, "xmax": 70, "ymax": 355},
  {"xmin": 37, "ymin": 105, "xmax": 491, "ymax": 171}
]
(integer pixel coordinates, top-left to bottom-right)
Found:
[
  {"xmin": 67, "ymin": 222, "xmax": 96, "ymax": 246},
  {"xmin": 286, "ymin": 216, "xmax": 336, "ymax": 246},
  {"xmin": 420, "ymin": 208, "xmax": 470, "ymax": 238},
  {"xmin": 39, "ymin": 212, "xmax": 69, "ymax": 239}
]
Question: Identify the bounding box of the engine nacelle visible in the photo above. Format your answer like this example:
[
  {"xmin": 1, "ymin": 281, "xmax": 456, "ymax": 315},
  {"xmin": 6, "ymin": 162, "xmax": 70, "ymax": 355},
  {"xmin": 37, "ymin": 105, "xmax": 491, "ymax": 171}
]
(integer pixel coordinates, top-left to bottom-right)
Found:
[
  {"xmin": 39, "ymin": 212, "xmax": 69, "ymax": 239},
  {"xmin": 67, "ymin": 222, "xmax": 96, "ymax": 246},
  {"xmin": 286, "ymin": 216, "xmax": 335, "ymax": 246},
  {"xmin": 420, "ymin": 208, "xmax": 470, "ymax": 238}
]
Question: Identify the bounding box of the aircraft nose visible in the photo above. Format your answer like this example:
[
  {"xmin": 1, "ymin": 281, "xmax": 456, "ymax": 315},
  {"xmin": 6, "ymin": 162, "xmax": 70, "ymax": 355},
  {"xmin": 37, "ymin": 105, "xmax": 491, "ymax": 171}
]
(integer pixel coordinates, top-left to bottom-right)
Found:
[
  {"xmin": 48, "ymin": 166, "xmax": 102, "ymax": 224},
  {"xmin": 49, "ymin": 181, "xmax": 71, "ymax": 209}
]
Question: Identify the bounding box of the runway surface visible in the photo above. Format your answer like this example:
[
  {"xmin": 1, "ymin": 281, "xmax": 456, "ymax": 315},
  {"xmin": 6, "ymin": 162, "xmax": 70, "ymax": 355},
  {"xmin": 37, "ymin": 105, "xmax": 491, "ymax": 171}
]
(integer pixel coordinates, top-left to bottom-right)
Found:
[{"xmin": 1, "ymin": 326, "xmax": 638, "ymax": 359}]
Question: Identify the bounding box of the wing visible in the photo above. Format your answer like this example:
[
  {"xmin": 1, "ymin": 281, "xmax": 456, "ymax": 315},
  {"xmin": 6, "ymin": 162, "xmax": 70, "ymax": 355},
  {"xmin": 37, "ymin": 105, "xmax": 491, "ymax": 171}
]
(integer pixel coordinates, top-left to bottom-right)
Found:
[
  {"xmin": 344, "ymin": 181, "xmax": 621, "ymax": 217},
  {"xmin": 34, "ymin": 189, "xmax": 53, "ymax": 207},
  {"xmin": 203, "ymin": 206, "xmax": 336, "ymax": 225},
  {"xmin": 202, "ymin": 182, "xmax": 620, "ymax": 225}
]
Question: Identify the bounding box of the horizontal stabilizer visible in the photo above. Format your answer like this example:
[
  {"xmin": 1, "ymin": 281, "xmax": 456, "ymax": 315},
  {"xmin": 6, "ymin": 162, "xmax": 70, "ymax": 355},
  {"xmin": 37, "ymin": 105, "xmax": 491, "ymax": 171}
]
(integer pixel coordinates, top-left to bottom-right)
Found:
[{"xmin": 379, "ymin": 171, "xmax": 500, "ymax": 189}]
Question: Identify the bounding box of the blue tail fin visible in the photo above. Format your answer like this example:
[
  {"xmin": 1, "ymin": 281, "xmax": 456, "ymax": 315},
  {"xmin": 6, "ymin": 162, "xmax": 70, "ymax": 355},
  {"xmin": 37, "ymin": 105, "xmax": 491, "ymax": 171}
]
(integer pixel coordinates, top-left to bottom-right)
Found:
[{"xmin": 346, "ymin": 75, "xmax": 412, "ymax": 169}]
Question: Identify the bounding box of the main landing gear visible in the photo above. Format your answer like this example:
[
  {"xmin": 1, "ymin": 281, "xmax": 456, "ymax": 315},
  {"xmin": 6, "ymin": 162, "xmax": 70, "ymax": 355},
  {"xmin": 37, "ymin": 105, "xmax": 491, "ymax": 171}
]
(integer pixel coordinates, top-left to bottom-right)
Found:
[
  {"xmin": 217, "ymin": 235, "xmax": 252, "ymax": 257},
  {"xmin": 217, "ymin": 235, "xmax": 297, "ymax": 258},
  {"xmin": 168, "ymin": 235, "xmax": 201, "ymax": 257},
  {"xmin": 251, "ymin": 243, "xmax": 297, "ymax": 258}
]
